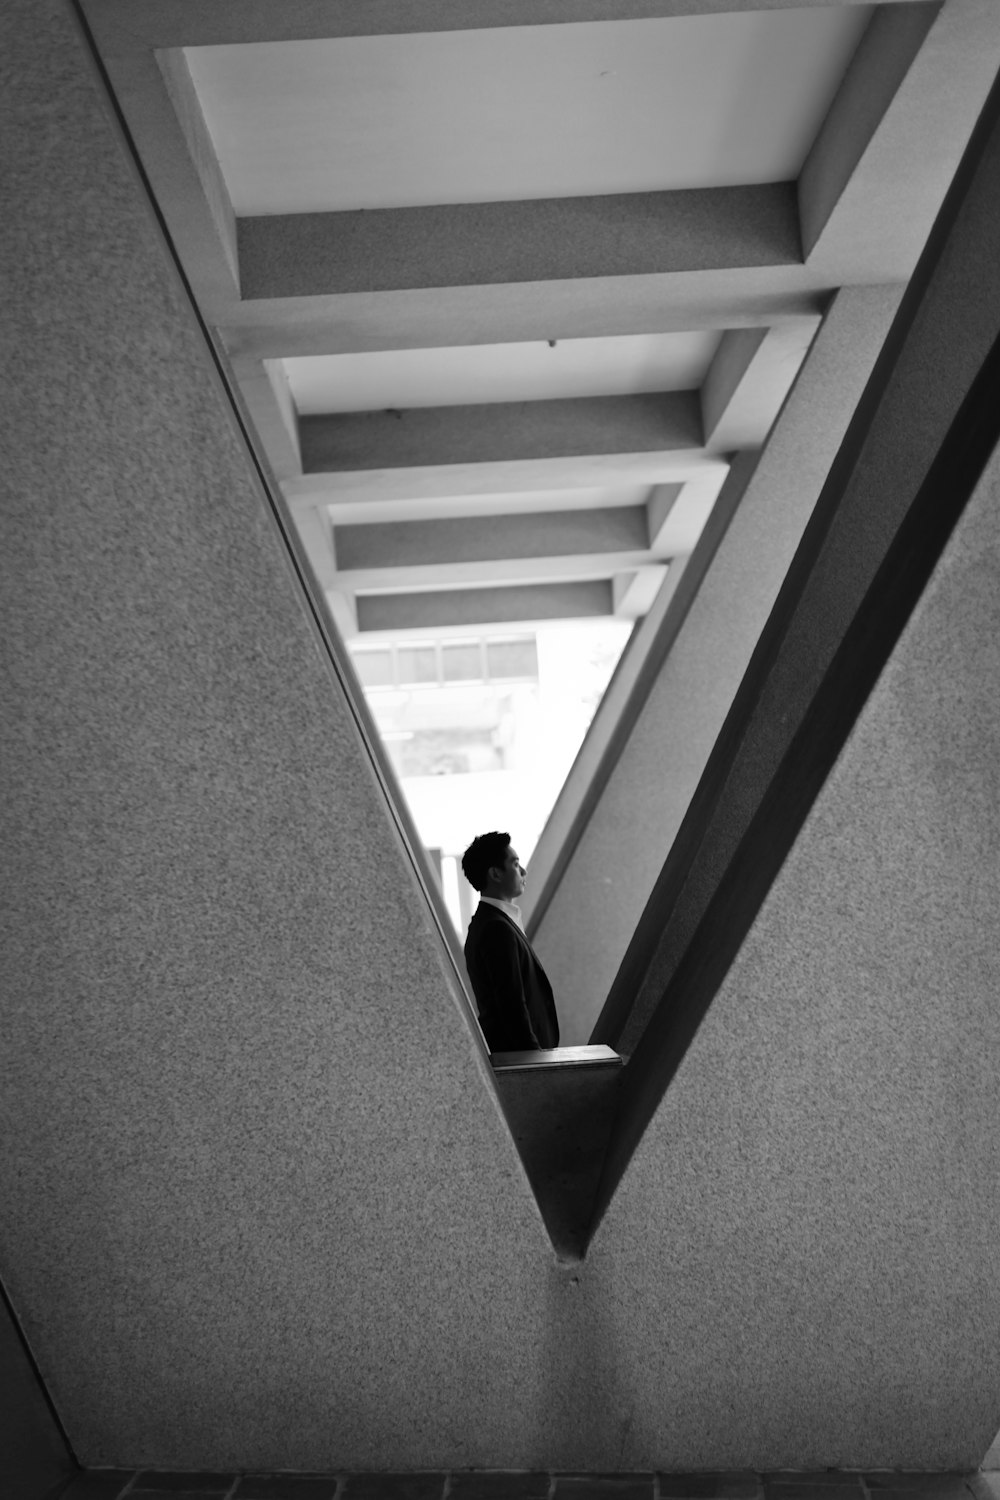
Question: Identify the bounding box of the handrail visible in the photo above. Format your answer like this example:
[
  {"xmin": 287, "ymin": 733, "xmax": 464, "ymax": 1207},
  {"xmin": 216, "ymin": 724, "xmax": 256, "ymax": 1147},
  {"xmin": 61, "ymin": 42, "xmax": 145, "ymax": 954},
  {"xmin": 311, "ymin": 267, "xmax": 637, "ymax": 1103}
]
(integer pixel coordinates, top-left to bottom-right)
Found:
[{"xmin": 492, "ymin": 1044, "xmax": 621, "ymax": 1070}]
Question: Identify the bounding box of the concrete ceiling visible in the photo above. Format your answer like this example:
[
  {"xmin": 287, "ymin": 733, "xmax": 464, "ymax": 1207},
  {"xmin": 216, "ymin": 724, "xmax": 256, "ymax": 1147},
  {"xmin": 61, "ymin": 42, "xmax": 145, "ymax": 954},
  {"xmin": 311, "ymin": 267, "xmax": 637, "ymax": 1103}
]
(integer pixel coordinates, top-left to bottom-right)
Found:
[
  {"xmin": 78, "ymin": 0, "xmax": 1000, "ymax": 652},
  {"xmin": 282, "ymin": 332, "xmax": 723, "ymax": 413},
  {"xmin": 184, "ymin": 8, "xmax": 872, "ymax": 213}
]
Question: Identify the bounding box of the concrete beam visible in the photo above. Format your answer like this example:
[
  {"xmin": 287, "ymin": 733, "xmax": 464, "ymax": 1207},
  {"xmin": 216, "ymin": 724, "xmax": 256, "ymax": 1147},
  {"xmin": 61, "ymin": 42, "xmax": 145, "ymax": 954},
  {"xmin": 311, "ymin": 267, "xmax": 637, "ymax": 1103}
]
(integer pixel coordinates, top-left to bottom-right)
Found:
[
  {"xmin": 288, "ymin": 510, "xmax": 361, "ymax": 640},
  {"xmin": 336, "ymin": 551, "xmax": 658, "ymax": 594},
  {"xmin": 285, "ymin": 447, "xmax": 718, "ymax": 505},
  {"xmin": 356, "ymin": 581, "xmax": 614, "ymax": 632},
  {"xmin": 75, "ymin": 4, "xmax": 838, "ymax": 365},
  {"xmin": 292, "ymin": 506, "xmax": 361, "ymax": 642},
  {"xmin": 799, "ymin": 4, "xmax": 937, "ymax": 261},
  {"xmin": 333, "ymin": 506, "xmax": 651, "ymax": 571},
  {"xmin": 327, "ymin": 499, "xmax": 702, "ymax": 593},
  {"xmin": 79, "ymin": 40, "xmax": 240, "ymax": 313},
  {"xmin": 84, "ymin": 0, "xmax": 970, "ymax": 371},
  {"xmin": 155, "ymin": 48, "xmax": 239, "ymax": 293},
  {"xmin": 701, "ymin": 319, "xmax": 820, "ymax": 451},
  {"xmin": 645, "ymin": 484, "xmax": 683, "ymax": 550},
  {"xmin": 229, "ymin": 354, "xmax": 301, "ymax": 480},
  {"xmin": 317, "ymin": 484, "xmax": 658, "ymax": 525},
  {"xmin": 82, "ymin": 0, "xmax": 909, "ymax": 50},
  {"xmin": 613, "ymin": 566, "xmax": 669, "ymax": 618},
  {"xmin": 82, "ymin": 0, "xmax": 879, "ymax": 371},
  {"xmin": 292, "ymin": 506, "xmax": 337, "ymax": 590},
  {"xmin": 300, "ymin": 393, "xmax": 702, "ymax": 474},
  {"xmin": 288, "ymin": 393, "xmax": 715, "ymax": 502},
  {"xmin": 528, "ymin": 283, "xmax": 904, "ymax": 1045},
  {"xmin": 324, "ymin": 588, "xmax": 359, "ymax": 641},
  {"xmin": 238, "ymin": 186, "xmax": 800, "ymax": 301},
  {"xmin": 800, "ymin": 0, "xmax": 1000, "ymax": 275},
  {"xmin": 700, "ymin": 328, "xmax": 766, "ymax": 443},
  {"xmin": 222, "ymin": 285, "xmax": 828, "ymax": 361}
]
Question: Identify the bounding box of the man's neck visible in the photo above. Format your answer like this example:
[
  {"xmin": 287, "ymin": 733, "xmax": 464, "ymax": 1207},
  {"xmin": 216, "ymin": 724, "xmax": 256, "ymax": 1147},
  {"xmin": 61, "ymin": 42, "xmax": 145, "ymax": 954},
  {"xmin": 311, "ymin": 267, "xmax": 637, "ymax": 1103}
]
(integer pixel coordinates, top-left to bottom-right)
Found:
[{"xmin": 479, "ymin": 893, "xmax": 524, "ymax": 930}]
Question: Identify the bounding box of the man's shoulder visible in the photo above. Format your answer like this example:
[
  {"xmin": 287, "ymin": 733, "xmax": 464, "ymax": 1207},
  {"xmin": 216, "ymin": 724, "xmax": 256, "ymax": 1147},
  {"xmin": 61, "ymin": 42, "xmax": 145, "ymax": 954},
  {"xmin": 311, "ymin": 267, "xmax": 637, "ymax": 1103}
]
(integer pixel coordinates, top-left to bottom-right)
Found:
[
  {"xmin": 470, "ymin": 901, "xmax": 521, "ymax": 924},
  {"xmin": 466, "ymin": 902, "xmax": 520, "ymax": 946}
]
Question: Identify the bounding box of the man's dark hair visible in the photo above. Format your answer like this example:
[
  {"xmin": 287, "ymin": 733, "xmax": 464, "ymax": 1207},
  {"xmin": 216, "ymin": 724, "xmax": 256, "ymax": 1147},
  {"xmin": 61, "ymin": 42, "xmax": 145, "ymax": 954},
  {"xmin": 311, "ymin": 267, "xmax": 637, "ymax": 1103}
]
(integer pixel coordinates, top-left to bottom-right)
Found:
[{"xmin": 461, "ymin": 831, "xmax": 511, "ymax": 893}]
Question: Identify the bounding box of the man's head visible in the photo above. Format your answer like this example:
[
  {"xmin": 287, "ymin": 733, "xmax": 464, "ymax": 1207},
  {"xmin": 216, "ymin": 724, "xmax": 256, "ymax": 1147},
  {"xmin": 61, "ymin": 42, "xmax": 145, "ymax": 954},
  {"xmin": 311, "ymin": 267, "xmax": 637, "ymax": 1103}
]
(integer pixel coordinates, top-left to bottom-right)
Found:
[{"xmin": 461, "ymin": 831, "xmax": 526, "ymax": 900}]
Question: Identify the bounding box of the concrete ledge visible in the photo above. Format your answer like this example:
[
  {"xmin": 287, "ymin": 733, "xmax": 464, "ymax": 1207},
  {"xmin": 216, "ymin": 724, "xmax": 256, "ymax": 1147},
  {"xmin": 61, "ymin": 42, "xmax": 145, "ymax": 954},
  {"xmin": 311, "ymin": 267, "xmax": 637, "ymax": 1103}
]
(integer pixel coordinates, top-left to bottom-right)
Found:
[{"xmin": 492, "ymin": 1044, "xmax": 621, "ymax": 1070}]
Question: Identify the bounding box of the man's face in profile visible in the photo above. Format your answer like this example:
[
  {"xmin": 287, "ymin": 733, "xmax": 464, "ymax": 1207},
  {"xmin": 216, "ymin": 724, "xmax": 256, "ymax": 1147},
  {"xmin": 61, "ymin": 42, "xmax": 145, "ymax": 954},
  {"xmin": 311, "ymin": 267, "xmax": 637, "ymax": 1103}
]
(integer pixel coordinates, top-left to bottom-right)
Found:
[{"xmin": 494, "ymin": 845, "xmax": 526, "ymax": 900}]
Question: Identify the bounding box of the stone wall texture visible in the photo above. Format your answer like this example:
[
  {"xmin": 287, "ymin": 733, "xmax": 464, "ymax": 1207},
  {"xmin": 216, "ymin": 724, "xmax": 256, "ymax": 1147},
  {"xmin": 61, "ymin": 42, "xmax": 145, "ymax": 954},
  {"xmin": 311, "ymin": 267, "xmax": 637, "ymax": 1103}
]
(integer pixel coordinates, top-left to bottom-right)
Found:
[{"xmin": 1, "ymin": 0, "xmax": 999, "ymax": 1474}]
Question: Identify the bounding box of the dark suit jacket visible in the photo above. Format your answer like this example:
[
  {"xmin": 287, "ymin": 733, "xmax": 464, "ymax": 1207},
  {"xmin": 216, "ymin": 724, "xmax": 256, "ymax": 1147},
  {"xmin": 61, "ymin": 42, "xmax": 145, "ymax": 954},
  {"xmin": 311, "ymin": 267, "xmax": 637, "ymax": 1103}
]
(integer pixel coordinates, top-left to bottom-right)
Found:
[{"xmin": 464, "ymin": 901, "xmax": 559, "ymax": 1053}]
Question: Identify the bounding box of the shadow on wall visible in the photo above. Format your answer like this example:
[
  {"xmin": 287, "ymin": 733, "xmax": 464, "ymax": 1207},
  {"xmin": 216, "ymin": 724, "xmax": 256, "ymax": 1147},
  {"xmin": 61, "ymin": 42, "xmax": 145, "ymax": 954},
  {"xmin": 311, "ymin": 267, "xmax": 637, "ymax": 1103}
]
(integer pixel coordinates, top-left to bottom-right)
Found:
[
  {"xmin": 0, "ymin": 1284, "xmax": 75, "ymax": 1500},
  {"xmin": 531, "ymin": 1256, "xmax": 639, "ymax": 1471}
]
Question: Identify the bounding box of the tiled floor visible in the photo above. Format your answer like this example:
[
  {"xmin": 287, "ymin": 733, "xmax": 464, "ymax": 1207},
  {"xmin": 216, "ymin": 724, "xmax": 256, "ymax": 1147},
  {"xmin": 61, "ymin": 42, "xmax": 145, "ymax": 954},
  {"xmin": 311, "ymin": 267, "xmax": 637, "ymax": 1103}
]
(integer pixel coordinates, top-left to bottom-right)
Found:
[{"xmin": 55, "ymin": 1471, "xmax": 1000, "ymax": 1500}]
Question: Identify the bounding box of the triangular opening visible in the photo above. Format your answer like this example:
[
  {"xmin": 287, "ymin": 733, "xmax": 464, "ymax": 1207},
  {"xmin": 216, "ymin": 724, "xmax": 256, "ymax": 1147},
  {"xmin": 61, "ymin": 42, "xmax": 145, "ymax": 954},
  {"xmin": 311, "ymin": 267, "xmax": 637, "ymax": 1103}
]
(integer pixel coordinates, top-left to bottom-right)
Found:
[{"xmin": 78, "ymin": 1, "xmax": 1000, "ymax": 1267}]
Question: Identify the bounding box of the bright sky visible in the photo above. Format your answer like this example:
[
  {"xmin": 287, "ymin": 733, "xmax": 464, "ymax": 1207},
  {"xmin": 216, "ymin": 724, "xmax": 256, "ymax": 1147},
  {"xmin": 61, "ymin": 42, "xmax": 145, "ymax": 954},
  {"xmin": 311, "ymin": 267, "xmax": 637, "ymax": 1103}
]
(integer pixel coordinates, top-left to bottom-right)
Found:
[{"xmin": 351, "ymin": 617, "xmax": 634, "ymax": 932}]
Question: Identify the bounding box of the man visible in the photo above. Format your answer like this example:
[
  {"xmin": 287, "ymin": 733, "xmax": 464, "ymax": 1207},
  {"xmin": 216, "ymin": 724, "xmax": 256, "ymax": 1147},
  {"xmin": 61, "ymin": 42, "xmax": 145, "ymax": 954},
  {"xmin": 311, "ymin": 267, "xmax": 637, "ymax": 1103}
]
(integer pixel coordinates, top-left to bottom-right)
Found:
[{"xmin": 460, "ymin": 830, "xmax": 559, "ymax": 1055}]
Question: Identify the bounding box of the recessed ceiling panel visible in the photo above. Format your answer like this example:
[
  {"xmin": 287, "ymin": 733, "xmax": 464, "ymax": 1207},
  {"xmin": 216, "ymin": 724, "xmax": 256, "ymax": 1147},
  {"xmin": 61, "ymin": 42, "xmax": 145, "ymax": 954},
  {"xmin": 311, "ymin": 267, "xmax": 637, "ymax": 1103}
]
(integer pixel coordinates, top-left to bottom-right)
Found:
[
  {"xmin": 186, "ymin": 8, "xmax": 872, "ymax": 214},
  {"xmin": 282, "ymin": 331, "xmax": 720, "ymax": 414}
]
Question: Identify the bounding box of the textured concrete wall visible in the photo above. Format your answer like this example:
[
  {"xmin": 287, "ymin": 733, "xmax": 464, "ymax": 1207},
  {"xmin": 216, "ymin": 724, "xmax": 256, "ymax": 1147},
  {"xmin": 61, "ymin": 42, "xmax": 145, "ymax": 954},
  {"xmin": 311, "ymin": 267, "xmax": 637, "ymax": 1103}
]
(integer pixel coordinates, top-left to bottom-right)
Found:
[
  {"xmin": 0, "ymin": 0, "xmax": 543, "ymax": 1468},
  {"xmin": 587, "ymin": 428, "xmax": 1000, "ymax": 1469},
  {"xmin": 2, "ymin": 0, "xmax": 999, "ymax": 1475}
]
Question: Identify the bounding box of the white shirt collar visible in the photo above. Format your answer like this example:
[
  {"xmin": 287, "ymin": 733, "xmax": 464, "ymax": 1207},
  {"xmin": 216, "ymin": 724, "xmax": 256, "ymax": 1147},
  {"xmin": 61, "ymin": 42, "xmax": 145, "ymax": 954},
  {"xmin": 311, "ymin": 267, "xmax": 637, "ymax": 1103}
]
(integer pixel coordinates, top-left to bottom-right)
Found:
[{"xmin": 478, "ymin": 895, "xmax": 525, "ymax": 932}]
